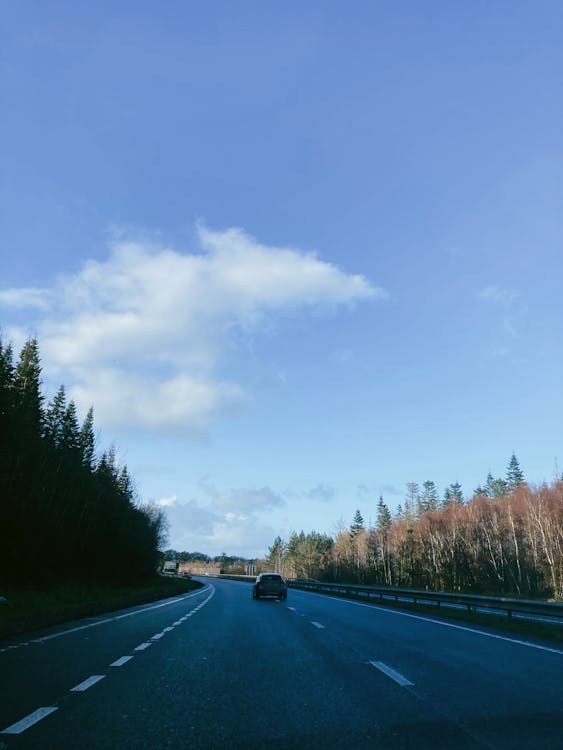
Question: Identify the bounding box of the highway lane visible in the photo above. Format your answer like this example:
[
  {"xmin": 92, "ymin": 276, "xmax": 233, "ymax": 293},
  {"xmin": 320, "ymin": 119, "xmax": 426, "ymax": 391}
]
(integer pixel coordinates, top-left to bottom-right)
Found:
[
  {"xmin": 1, "ymin": 577, "xmax": 561, "ymax": 749},
  {"xmin": 0, "ymin": 585, "xmax": 213, "ymax": 739}
]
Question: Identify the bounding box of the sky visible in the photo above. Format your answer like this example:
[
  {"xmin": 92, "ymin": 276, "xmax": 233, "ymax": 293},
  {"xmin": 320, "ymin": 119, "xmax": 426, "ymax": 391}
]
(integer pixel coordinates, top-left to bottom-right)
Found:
[{"xmin": 1, "ymin": 1, "xmax": 562, "ymax": 558}]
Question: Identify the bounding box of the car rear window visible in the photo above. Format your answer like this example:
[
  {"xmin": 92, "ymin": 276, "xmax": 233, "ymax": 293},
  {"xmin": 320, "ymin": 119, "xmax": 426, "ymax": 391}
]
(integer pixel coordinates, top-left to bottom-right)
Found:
[{"xmin": 261, "ymin": 575, "xmax": 283, "ymax": 582}]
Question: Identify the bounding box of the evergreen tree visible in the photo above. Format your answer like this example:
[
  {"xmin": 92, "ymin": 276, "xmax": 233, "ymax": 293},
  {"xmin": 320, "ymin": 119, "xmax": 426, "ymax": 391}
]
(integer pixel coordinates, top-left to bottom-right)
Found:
[
  {"xmin": 267, "ymin": 536, "xmax": 287, "ymax": 573},
  {"xmin": 506, "ymin": 453, "xmax": 525, "ymax": 490},
  {"xmin": 448, "ymin": 481, "xmax": 464, "ymax": 504},
  {"xmin": 118, "ymin": 465, "xmax": 135, "ymax": 505},
  {"xmin": 418, "ymin": 480, "xmax": 438, "ymax": 514},
  {"xmin": 486, "ymin": 471, "xmax": 508, "ymax": 499},
  {"xmin": 61, "ymin": 400, "xmax": 81, "ymax": 454},
  {"xmin": 376, "ymin": 496, "xmax": 392, "ymax": 529},
  {"xmin": 44, "ymin": 385, "xmax": 67, "ymax": 447},
  {"xmin": 13, "ymin": 338, "xmax": 43, "ymax": 441},
  {"xmin": 79, "ymin": 407, "xmax": 96, "ymax": 471},
  {"xmin": 484, "ymin": 472, "xmax": 494, "ymax": 498},
  {"xmin": 0, "ymin": 333, "xmax": 164, "ymax": 584},
  {"xmin": 0, "ymin": 339, "xmax": 15, "ymax": 423},
  {"xmin": 349, "ymin": 509, "xmax": 365, "ymax": 539}
]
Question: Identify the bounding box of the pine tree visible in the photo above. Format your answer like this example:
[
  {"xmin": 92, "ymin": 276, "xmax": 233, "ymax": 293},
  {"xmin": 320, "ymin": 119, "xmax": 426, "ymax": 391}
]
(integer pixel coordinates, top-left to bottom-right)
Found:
[
  {"xmin": 419, "ymin": 480, "xmax": 438, "ymax": 514},
  {"xmin": 118, "ymin": 465, "xmax": 136, "ymax": 505},
  {"xmin": 0, "ymin": 339, "xmax": 15, "ymax": 423},
  {"xmin": 13, "ymin": 338, "xmax": 43, "ymax": 441},
  {"xmin": 79, "ymin": 407, "xmax": 96, "ymax": 471},
  {"xmin": 486, "ymin": 471, "xmax": 508, "ymax": 499},
  {"xmin": 449, "ymin": 481, "xmax": 464, "ymax": 504},
  {"xmin": 376, "ymin": 496, "xmax": 392, "ymax": 530},
  {"xmin": 44, "ymin": 385, "xmax": 67, "ymax": 447},
  {"xmin": 61, "ymin": 400, "xmax": 81, "ymax": 454},
  {"xmin": 506, "ymin": 453, "xmax": 525, "ymax": 490},
  {"xmin": 267, "ymin": 536, "xmax": 287, "ymax": 573},
  {"xmin": 349, "ymin": 509, "xmax": 365, "ymax": 540}
]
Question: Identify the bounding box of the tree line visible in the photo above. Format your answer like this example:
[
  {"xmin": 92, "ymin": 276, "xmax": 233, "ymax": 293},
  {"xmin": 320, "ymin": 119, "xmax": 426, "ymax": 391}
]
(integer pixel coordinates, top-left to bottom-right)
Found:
[
  {"xmin": 0, "ymin": 336, "xmax": 166, "ymax": 586},
  {"xmin": 267, "ymin": 456, "xmax": 563, "ymax": 599},
  {"xmin": 162, "ymin": 550, "xmax": 248, "ymax": 567}
]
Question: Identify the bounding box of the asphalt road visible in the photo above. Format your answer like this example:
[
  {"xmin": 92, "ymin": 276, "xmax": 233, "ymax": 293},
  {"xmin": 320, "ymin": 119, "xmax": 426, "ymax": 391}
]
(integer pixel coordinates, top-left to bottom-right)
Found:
[{"xmin": 0, "ymin": 577, "xmax": 561, "ymax": 749}]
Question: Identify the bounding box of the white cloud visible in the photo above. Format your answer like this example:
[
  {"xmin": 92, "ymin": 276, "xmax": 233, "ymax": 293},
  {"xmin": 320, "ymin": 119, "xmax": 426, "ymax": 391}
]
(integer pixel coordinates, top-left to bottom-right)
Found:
[
  {"xmin": 476, "ymin": 284, "xmax": 527, "ymax": 349},
  {"xmin": 0, "ymin": 287, "xmax": 51, "ymax": 310},
  {"xmin": 476, "ymin": 285, "xmax": 519, "ymax": 307},
  {"xmin": 159, "ymin": 496, "xmax": 276, "ymax": 557},
  {"xmin": 156, "ymin": 495, "xmax": 178, "ymax": 507},
  {"xmin": 356, "ymin": 483, "xmax": 401, "ymax": 499},
  {"xmin": 304, "ymin": 484, "xmax": 335, "ymax": 502},
  {"xmin": 213, "ymin": 487, "xmax": 285, "ymax": 513},
  {"xmin": 3, "ymin": 225, "xmax": 382, "ymax": 434},
  {"xmin": 198, "ymin": 478, "xmax": 285, "ymax": 512}
]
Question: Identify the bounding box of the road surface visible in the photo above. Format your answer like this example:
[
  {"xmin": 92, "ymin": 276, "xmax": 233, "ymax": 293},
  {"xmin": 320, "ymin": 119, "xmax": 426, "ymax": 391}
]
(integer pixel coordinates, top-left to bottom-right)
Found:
[{"xmin": 0, "ymin": 577, "xmax": 561, "ymax": 749}]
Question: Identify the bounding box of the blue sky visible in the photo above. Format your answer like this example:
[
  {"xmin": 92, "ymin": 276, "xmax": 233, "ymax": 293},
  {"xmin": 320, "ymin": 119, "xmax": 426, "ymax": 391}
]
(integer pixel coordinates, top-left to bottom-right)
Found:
[{"xmin": 2, "ymin": 2, "xmax": 562, "ymax": 557}]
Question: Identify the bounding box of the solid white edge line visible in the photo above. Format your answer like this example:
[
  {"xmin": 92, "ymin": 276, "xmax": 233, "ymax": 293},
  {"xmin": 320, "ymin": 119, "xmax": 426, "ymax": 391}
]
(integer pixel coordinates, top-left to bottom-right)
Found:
[
  {"xmin": 134, "ymin": 642, "xmax": 151, "ymax": 651},
  {"xmin": 110, "ymin": 656, "xmax": 133, "ymax": 667},
  {"xmin": 369, "ymin": 660, "xmax": 414, "ymax": 687},
  {"xmin": 25, "ymin": 586, "xmax": 211, "ymax": 645},
  {"xmin": 293, "ymin": 590, "xmax": 563, "ymax": 656},
  {"xmin": 70, "ymin": 675, "xmax": 105, "ymax": 692},
  {"xmin": 1, "ymin": 707, "xmax": 59, "ymax": 735},
  {"xmin": 311, "ymin": 621, "xmax": 325, "ymax": 629}
]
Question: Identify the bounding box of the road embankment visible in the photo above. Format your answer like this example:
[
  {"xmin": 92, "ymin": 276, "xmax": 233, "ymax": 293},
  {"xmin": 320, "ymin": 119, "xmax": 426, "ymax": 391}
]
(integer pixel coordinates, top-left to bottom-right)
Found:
[{"xmin": 0, "ymin": 576, "xmax": 202, "ymax": 640}]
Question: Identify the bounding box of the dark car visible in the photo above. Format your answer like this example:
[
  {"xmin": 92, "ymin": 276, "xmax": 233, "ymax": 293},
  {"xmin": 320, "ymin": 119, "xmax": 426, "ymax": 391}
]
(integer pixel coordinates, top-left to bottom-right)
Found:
[{"xmin": 252, "ymin": 572, "xmax": 287, "ymax": 601}]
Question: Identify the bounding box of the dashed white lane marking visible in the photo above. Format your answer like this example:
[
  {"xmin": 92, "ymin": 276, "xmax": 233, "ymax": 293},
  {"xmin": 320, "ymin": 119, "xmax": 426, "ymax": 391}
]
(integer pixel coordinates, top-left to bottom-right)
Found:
[
  {"xmin": 0, "ymin": 586, "xmax": 212, "ymax": 653},
  {"xmin": 295, "ymin": 590, "xmax": 563, "ymax": 656},
  {"xmin": 70, "ymin": 675, "xmax": 105, "ymax": 692},
  {"xmin": 151, "ymin": 632, "xmax": 165, "ymax": 640},
  {"xmin": 311, "ymin": 621, "xmax": 325, "ymax": 629},
  {"xmin": 172, "ymin": 620, "xmax": 182, "ymax": 626},
  {"xmin": 0, "ymin": 586, "xmax": 217, "ymax": 736},
  {"xmin": 110, "ymin": 656, "xmax": 133, "ymax": 667},
  {"xmin": 287, "ymin": 607, "xmax": 297, "ymax": 612},
  {"xmin": 369, "ymin": 661, "xmax": 414, "ymax": 687},
  {"xmin": 1, "ymin": 707, "xmax": 58, "ymax": 735}
]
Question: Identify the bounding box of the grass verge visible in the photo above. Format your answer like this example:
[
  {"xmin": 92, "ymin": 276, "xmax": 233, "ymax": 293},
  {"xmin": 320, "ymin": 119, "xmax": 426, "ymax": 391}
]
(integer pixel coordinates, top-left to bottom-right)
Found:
[
  {"xmin": 0, "ymin": 576, "xmax": 203, "ymax": 640},
  {"xmin": 290, "ymin": 587, "xmax": 563, "ymax": 646}
]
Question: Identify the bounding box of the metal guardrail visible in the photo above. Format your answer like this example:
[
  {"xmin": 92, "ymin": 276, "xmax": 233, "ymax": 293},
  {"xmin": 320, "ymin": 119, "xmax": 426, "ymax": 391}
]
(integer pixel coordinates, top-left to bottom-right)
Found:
[{"xmin": 286, "ymin": 580, "xmax": 563, "ymax": 622}]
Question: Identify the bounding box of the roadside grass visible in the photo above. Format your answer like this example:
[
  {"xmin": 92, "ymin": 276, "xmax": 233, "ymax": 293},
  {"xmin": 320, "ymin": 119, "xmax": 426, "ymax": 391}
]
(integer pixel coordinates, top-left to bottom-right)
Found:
[
  {"xmin": 291, "ymin": 587, "xmax": 563, "ymax": 646},
  {"xmin": 0, "ymin": 576, "xmax": 202, "ymax": 640}
]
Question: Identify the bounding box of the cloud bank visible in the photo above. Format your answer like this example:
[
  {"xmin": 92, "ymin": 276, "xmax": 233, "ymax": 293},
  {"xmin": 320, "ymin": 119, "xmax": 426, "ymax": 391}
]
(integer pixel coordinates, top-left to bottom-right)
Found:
[
  {"xmin": 1, "ymin": 226, "xmax": 382, "ymax": 434},
  {"xmin": 156, "ymin": 494, "xmax": 279, "ymax": 558}
]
